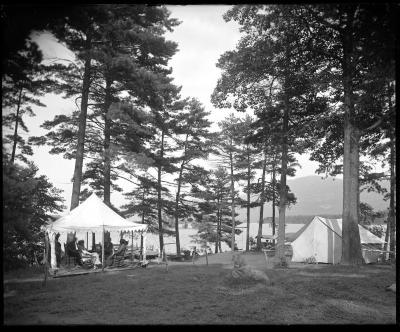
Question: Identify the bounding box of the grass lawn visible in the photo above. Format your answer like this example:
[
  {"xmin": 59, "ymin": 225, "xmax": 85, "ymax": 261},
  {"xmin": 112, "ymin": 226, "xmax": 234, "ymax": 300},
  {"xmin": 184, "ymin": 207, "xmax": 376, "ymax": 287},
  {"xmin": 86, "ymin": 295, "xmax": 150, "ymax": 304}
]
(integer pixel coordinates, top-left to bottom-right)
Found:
[{"xmin": 3, "ymin": 252, "xmax": 396, "ymax": 325}]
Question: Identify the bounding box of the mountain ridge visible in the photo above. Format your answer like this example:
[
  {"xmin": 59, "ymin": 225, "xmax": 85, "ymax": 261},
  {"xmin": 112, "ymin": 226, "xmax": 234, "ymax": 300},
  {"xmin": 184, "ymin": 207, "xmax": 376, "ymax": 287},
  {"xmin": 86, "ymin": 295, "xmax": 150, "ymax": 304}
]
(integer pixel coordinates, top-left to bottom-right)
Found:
[{"xmin": 236, "ymin": 175, "xmax": 389, "ymax": 222}]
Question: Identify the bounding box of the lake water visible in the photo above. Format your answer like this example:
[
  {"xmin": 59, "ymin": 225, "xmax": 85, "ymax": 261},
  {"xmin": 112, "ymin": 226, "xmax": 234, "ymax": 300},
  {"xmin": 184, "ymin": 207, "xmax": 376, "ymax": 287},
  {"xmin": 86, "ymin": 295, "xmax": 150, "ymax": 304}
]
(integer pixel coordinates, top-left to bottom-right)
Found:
[{"xmin": 56, "ymin": 222, "xmax": 306, "ymax": 255}]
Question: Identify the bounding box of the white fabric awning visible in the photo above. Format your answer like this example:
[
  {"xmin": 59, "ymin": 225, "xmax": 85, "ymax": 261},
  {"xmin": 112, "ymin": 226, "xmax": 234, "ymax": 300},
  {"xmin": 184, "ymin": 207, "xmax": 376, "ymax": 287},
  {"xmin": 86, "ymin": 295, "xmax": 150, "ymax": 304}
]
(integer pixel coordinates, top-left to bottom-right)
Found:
[{"xmin": 45, "ymin": 193, "xmax": 147, "ymax": 234}]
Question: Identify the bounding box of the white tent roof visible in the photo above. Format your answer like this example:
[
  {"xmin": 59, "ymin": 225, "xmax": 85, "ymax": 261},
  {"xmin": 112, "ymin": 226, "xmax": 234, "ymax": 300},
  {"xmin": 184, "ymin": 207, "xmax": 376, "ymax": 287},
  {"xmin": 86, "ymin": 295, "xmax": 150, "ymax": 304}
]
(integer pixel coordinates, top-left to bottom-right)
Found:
[
  {"xmin": 292, "ymin": 216, "xmax": 385, "ymax": 244},
  {"xmin": 323, "ymin": 217, "xmax": 384, "ymax": 244},
  {"xmin": 46, "ymin": 193, "xmax": 147, "ymax": 233}
]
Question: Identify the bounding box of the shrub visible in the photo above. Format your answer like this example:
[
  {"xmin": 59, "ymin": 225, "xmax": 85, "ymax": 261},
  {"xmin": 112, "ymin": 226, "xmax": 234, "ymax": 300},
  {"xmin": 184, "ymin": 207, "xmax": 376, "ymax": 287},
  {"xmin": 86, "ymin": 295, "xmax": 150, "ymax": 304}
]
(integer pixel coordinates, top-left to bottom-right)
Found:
[
  {"xmin": 3, "ymin": 159, "xmax": 65, "ymax": 270},
  {"xmin": 273, "ymin": 256, "xmax": 289, "ymax": 268}
]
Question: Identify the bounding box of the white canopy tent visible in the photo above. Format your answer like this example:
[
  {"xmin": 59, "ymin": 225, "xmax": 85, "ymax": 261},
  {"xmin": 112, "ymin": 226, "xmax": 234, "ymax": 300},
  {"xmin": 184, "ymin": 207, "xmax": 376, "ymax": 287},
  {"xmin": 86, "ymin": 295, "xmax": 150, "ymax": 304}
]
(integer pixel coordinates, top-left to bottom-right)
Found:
[
  {"xmin": 289, "ymin": 216, "xmax": 385, "ymax": 264},
  {"xmin": 45, "ymin": 193, "xmax": 148, "ymax": 270}
]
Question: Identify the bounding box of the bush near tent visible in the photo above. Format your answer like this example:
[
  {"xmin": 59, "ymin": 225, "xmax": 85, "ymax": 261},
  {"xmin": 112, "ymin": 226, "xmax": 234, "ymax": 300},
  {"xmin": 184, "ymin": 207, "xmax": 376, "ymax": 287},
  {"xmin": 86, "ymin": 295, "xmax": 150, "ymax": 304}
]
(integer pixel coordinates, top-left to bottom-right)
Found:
[
  {"xmin": 368, "ymin": 225, "xmax": 385, "ymax": 238},
  {"xmin": 2, "ymin": 161, "xmax": 65, "ymax": 271}
]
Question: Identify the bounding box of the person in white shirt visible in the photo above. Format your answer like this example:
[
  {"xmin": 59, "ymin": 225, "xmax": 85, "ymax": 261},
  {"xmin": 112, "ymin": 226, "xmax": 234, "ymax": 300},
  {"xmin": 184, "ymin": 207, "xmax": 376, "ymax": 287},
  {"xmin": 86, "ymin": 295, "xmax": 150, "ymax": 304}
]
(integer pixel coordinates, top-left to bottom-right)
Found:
[{"xmin": 77, "ymin": 240, "xmax": 101, "ymax": 268}]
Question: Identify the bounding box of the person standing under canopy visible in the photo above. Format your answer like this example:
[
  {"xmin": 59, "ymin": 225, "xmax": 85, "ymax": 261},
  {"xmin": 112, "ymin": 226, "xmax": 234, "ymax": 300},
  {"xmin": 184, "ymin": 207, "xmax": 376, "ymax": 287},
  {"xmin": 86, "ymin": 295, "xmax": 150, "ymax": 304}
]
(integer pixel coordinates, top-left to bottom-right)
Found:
[
  {"xmin": 55, "ymin": 233, "xmax": 62, "ymax": 267},
  {"xmin": 66, "ymin": 234, "xmax": 83, "ymax": 266}
]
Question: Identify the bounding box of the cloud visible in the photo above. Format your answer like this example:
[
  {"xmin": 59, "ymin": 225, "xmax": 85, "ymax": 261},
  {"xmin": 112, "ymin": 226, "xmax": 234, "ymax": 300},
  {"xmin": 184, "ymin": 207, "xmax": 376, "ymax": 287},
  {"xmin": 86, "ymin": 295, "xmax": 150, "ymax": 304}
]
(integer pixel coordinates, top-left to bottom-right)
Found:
[{"xmin": 166, "ymin": 5, "xmax": 241, "ymax": 112}]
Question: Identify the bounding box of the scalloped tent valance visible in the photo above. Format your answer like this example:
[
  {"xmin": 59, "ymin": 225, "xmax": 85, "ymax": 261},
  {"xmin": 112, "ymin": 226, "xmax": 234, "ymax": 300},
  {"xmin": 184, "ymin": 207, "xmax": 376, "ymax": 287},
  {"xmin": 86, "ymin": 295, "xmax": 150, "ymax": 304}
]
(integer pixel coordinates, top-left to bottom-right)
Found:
[{"xmin": 46, "ymin": 193, "xmax": 147, "ymax": 234}]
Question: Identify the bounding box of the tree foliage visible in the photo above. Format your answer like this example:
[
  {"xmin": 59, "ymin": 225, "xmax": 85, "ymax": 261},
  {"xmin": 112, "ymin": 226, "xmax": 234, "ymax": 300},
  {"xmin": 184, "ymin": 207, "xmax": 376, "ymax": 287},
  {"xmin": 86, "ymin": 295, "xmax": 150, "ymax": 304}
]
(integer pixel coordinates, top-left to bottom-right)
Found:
[
  {"xmin": 192, "ymin": 166, "xmax": 242, "ymax": 252},
  {"xmin": 3, "ymin": 156, "xmax": 65, "ymax": 270}
]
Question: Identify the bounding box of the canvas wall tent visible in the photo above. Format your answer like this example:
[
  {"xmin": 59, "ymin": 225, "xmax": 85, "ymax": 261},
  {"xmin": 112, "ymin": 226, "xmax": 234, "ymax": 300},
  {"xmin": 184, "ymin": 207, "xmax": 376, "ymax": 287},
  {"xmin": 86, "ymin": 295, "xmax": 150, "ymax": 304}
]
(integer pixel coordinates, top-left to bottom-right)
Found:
[
  {"xmin": 289, "ymin": 216, "xmax": 385, "ymax": 264},
  {"xmin": 45, "ymin": 193, "xmax": 148, "ymax": 270}
]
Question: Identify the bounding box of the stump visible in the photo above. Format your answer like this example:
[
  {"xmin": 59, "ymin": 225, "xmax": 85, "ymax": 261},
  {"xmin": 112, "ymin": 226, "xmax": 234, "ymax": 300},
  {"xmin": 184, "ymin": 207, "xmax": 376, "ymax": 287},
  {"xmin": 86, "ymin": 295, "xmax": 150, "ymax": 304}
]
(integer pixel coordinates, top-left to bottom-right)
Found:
[{"xmin": 230, "ymin": 253, "xmax": 272, "ymax": 286}]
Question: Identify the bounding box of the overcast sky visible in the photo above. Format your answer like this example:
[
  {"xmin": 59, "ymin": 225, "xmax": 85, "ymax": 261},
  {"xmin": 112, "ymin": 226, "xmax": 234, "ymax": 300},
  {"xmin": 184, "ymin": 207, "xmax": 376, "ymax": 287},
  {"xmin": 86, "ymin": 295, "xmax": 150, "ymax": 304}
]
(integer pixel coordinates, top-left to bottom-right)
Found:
[{"xmin": 6, "ymin": 5, "xmax": 323, "ymax": 212}]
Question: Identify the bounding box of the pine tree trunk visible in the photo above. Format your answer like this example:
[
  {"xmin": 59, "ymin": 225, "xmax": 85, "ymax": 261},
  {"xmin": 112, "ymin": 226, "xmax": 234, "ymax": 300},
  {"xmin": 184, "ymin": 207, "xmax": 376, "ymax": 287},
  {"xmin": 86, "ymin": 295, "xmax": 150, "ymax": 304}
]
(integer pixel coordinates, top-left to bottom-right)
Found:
[
  {"xmin": 140, "ymin": 190, "xmax": 146, "ymax": 262},
  {"xmin": 276, "ymin": 92, "xmax": 289, "ymax": 263},
  {"xmin": 141, "ymin": 188, "xmax": 146, "ymax": 224},
  {"xmin": 174, "ymin": 134, "xmax": 188, "ymax": 257},
  {"xmin": 218, "ymin": 211, "xmax": 222, "ymax": 253},
  {"xmin": 214, "ymin": 231, "xmax": 219, "ymax": 254},
  {"xmin": 103, "ymin": 77, "xmax": 112, "ymax": 206},
  {"xmin": 229, "ymin": 142, "xmax": 236, "ymax": 252},
  {"xmin": 388, "ymin": 126, "xmax": 396, "ymax": 261},
  {"xmin": 70, "ymin": 32, "xmax": 92, "ymax": 210},
  {"xmin": 174, "ymin": 167, "xmax": 184, "ymax": 257},
  {"xmin": 246, "ymin": 147, "xmax": 251, "ymax": 251},
  {"xmin": 340, "ymin": 11, "xmax": 364, "ymax": 265},
  {"xmin": 272, "ymin": 159, "xmax": 276, "ymax": 246},
  {"xmin": 257, "ymin": 151, "xmax": 267, "ymax": 250},
  {"xmin": 10, "ymin": 86, "xmax": 23, "ymax": 164},
  {"xmin": 215, "ymin": 197, "xmax": 220, "ymax": 254},
  {"xmin": 157, "ymin": 130, "xmax": 165, "ymax": 254},
  {"xmin": 342, "ymin": 122, "xmax": 363, "ymax": 264},
  {"xmin": 218, "ymin": 198, "xmax": 222, "ymax": 252},
  {"xmin": 383, "ymin": 215, "xmax": 390, "ymax": 259}
]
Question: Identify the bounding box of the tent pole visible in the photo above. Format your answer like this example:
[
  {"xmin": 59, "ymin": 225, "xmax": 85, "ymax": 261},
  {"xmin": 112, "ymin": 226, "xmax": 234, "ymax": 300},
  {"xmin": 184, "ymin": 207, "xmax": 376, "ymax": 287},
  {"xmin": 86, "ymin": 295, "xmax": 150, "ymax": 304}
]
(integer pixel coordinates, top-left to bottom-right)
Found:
[
  {"xmin": 102, "ymin": 227, "xmax": 105, "ymax": 271},
  {"xmin": 49, "ymin": 232, "xmax": 57, "ymax": 270}
]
